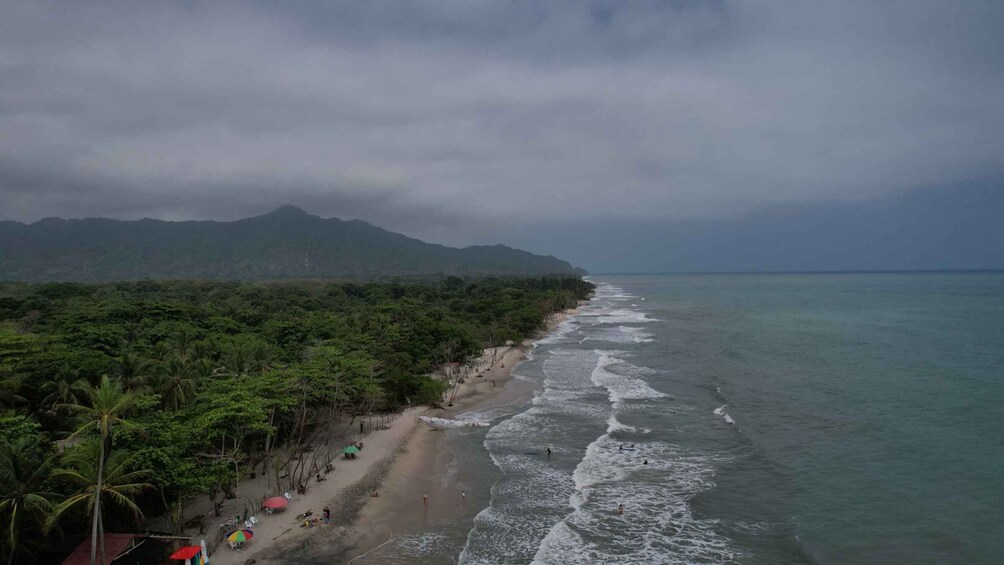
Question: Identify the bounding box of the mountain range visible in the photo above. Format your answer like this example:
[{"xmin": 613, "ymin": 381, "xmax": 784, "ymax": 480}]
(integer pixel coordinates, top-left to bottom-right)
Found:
[{"xmin": 0, "ymin": 205, "xmax": 585, "ymax": 282}]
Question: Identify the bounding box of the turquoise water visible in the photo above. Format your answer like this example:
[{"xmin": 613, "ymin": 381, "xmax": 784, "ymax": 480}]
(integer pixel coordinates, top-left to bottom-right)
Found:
[
  {"xmin": 352, "ymin": 273, "xmax": 1004, "ymax": 564},
  {"xmin": 630, "ymin": 273, "xmax": 1004, "ymax": 563}
]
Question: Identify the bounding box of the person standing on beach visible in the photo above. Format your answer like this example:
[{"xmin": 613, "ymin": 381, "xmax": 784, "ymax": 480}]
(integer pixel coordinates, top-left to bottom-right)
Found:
[
  {"xmin": 322, "ymin": 505, "xmax": 330, "ymax": 524},
  {"xmin": 423, "ymin": 494, "xmax": 429, "ymax": 506}
]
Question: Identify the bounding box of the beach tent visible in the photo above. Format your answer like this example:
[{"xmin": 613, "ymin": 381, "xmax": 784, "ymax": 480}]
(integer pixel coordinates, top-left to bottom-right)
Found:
[{"xmin": 169, "ymin": 545, "xmax": 208, "ymax": 565}]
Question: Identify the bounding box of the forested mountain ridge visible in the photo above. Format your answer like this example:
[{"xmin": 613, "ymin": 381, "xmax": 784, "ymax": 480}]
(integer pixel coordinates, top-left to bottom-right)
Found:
[{"xmin": 0, "ymin": 205, "xmax": 585, "ymax": 282}]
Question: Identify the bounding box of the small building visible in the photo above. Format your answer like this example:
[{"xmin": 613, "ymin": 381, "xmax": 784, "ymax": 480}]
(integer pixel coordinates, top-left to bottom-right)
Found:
[{"xmin": 61, "ymin": 533, "xmax": 173, "ymax": 565}]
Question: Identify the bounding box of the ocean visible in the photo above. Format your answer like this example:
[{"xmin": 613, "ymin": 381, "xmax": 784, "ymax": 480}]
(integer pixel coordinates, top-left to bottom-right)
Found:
[{"xmin": 353, "ymin": 273, "xmax": 1004, "ymax": 564}]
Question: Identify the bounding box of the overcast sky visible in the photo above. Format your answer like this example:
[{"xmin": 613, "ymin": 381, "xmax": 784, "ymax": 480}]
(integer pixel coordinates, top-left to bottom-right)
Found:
[{"xmin": 2, "ymin": 1, "xmax": 1003, "ymax": 271}]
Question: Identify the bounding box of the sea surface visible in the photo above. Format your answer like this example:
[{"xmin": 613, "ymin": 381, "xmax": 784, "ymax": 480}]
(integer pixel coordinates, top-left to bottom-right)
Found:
[{"xmin": 354, "ymin": 273, "xmax": 1004, "ymax": 564}]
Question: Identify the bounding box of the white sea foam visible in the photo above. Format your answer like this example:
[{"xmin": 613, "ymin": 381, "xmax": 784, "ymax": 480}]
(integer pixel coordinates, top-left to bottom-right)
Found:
[
  {"xmin": 590, "ymin": 350, "xmax": 668, "ymax": 404},
  {"xmin": 713, "ymin": 404, "xmax": 736, "ymax": 425},
  {"xmin": 535, "ymin": 433, "xmax": 738, "ymax": 564},
  {"xmin": 582, "ymin": 325, "xmax": 655, "ymax": 344},
  {"xmin": 419, "ymin": 416, "xmax": 490, "ymax": 429},
  {"xmin": 605, "ymin": 413, "xmax": 652, "ymax": 435},
  {"xmin": 533, "ymin": 318, "xmax": 577, "ymax": 345},
  {"xmin": 396, "ymin": 531, "xmax": 456, "ymax": 557},
  {"xmin": 592, "ymin": 308, "xmax": 659, "ymax": 325}
]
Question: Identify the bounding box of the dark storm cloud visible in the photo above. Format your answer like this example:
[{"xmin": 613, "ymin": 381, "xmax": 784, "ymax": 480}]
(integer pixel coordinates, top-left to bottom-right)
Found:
[{"xmin": 1, "ymin": 0, "xmax": 1003, "ymax": 248}]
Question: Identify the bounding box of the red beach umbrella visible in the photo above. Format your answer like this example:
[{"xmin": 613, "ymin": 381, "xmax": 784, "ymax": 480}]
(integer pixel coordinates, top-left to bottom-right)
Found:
[{"xmin": 263, "ymin": 496, "xmax": 288, "ymax": 509}]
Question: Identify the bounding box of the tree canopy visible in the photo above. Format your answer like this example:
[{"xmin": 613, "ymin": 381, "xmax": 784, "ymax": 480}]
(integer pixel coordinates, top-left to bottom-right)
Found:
[{"xmin": 0, "ymin": 275, "xmax": 593, "ymax": 563}]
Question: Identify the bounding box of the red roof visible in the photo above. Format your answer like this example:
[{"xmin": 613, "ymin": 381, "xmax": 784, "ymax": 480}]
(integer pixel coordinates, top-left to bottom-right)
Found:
[
  {"xmin": 63, "ymin": 534, "xmax": 140, "ymax": 565},
  {"xmin": 169, "ymin": 546, "xmax": 202, "ymax": 560}
]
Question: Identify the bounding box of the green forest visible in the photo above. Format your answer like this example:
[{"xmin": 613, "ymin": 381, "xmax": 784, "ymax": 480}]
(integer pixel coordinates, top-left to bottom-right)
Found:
[{"xmin": 0, "ymin": 276, "xmax": 593, "ymax": 563}]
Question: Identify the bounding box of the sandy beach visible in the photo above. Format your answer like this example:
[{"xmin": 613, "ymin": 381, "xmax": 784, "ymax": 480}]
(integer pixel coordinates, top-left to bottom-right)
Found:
[{"xmin": 202, "ymin": 309, "xmax": 575, "ymax": 564}]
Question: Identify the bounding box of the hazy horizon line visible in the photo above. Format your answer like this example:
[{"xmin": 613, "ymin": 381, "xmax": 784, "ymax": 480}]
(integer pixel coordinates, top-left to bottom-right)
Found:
[{"xmin": 588, "ymin": 269, "xmax": 1004, "ymax": 277}]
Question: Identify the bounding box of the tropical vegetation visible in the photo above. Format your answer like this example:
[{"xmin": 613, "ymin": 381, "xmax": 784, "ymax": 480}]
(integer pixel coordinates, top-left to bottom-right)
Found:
[{"xmin": 0, "ymin": 275, "xmax": 592, "ymax": 563}]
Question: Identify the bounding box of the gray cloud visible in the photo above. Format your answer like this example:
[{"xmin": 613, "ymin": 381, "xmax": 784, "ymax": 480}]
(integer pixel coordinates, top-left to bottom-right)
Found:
[{"xmin": 1, "ymin": 1, "xmax": 1002, "ymax": 249}]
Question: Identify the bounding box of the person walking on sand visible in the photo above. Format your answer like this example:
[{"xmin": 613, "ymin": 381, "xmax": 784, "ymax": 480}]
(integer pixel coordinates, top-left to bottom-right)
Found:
[
  {"xmin": 461, "ymin": 490, "xmax": 466, "ymax": 501},
  {"xmin": 618, "ymin": 504, "xmax": 624, "ymax": 515},
  {"xmin": 423, "ymin": 494, "xmax": 429, "ymax": 506},
  {"xmin": 322, "ymin": 505, "xmax": 330, "ymax": 524}
]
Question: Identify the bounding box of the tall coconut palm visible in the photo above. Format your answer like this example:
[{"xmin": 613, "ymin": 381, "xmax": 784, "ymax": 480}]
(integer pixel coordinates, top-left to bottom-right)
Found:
[
  {"xmin": 169, "ymin": 328, "xmax": 193, "ymax": 358},
  {"xmin": 0, "ymin": 437, "xmax": 57, "ymax": 564},
  {"xmin": 223, "ymin": 345, "xmax": 250, "ymax": 378},
  {"xmin": 59, "ymin": 377, "xmax": 139, "ymax": 565},
  {"xmin": 115, "ymin": 354, "xmax": 149, "ymax": 393},
  {"xmin": 249, "ymin": 344, "xmax": 273, "ymax": 374},
  {"xmin": 149, "ymin": 341, "xmax": 172, "ymax": 364},
  {"xmin": 187, "ymin": 341, "xmax": 210, "ymax": 363},
  {"xmin": 154, "ymin": 357, "xmax": 197, "ymax": 410},
  {"xmin": 190, "ymin": 357, "xmax": 215, "ymax": 381},
  {"xmin": 48, "ymin": 441, "xmax": 152, "ymax": 560}
]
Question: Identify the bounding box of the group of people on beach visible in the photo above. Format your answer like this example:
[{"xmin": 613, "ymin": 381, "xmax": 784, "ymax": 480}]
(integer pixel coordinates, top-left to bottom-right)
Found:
[{"xmin": 298, "ymin": 506, "xmax": 331, "ymax": 528}]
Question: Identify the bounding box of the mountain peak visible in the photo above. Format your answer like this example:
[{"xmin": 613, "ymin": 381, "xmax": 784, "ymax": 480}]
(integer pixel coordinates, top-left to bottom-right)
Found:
[{"xmin": 264, "ymin": 204, "xmax": 311, "ymax": 217}]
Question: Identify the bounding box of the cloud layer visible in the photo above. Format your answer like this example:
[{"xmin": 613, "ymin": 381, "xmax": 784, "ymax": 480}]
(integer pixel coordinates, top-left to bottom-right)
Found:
[{"xmin": 2, "ymin": 1, "xmax": 1003, "ymax": 247}]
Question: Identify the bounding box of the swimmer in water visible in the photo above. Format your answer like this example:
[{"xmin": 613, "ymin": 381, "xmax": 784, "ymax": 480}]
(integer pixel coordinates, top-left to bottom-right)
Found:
[{"xmin": 618, "ymin": 504, "xmax": 625, "ymax": 515}]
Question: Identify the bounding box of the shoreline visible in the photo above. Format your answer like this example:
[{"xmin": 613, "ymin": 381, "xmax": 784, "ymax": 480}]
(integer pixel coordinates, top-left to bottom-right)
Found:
[
  {"xmin": 207, "ymin": 308, "xmax": 577, "ymax": 564},
  {"xmin": 328, "ymin": 308, "xmax": 578, "ymax": 564}
]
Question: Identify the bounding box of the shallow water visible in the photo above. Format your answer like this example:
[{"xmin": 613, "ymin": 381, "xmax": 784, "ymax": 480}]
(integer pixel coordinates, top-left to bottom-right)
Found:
[{"xmin": 350, "ymin": 273, "xmax": 1004, "ymax": 564}]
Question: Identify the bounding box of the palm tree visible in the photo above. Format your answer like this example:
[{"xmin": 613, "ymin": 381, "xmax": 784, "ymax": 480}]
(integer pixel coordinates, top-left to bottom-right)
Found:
[
  {"xmin": 149, "ymin": 342, "xmax": 172, "ymax": 364},
  {"xmin": 154, "ymin": 357, "xmax": 197, "ymax": 410},
  {"xmin": 59, "ymin": 377, "xmax": 139, "ymax": 565},
  {"xmin": 187, "ymin": 341, "xmax": 210, "ymax": 363},
  {"xmin": 190, "ymin": 358, "xmax": 215, "ymax": 381},
  {"xmin": 0, "ymin": 376, "xmax": 25, "ymax": 409},
  {"xmin": 48, "ymin": 441, "xmax": 152, "ymax": 559},
  {"xmin": 0, "ymin": 437, "xmax": 58, "ymax": 564},
  {"xmin": 223, "ymin": 345, "xmax": 250, "ymax": 378},
  {"xmin": 169, "ymin": 328, "xmax": 193, "ymax": 358},
  {"xmin": 115, "ymin": 354, "xmax": 149, "ymax": 393},
  {"xmin": 38, "ymin": 377, "xmax": 91, "ymax": 431},
  {"xmin": 249, "ymin": 344, "xmax": 272, "ymax": 374}
]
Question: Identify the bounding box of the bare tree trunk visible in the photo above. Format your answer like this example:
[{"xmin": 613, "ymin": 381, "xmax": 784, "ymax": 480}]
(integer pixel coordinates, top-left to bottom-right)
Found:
[
  {"xmin": 97, "ymin": 503, "xmax": 105, "ymax": 565},
  {"xmin": 90, "ymin": 438, "xmax": 107, "ymax": 565}
]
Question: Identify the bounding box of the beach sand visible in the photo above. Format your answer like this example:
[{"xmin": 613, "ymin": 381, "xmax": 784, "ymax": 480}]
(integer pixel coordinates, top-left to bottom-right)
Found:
[
  {"xmin": 203, "ymin": 407, "xmax": 426, "ymax": 565},
  {"xmin": 206, "ymin": 309, "xmax": 575, "ymax": 564}
]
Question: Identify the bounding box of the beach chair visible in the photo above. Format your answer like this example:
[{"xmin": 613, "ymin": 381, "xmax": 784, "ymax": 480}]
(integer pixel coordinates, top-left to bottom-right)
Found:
[
  {"xmin": 228, "ymin": 541, "xmax": 240, "ymax": 551},
  {"xmin": 250, "ymin": 515, "xmax": 259, "ymax": 526},
  {"xmin": 245, "ymin": 520, "xmax": 253, "ymax": 530},
  {"xmin": 265, "ymin": 507, "xmax": 274, "ymax": 515},
  {"xmin": 284, "ymin": 491, "xmax": 292, "ymax": 501}
]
